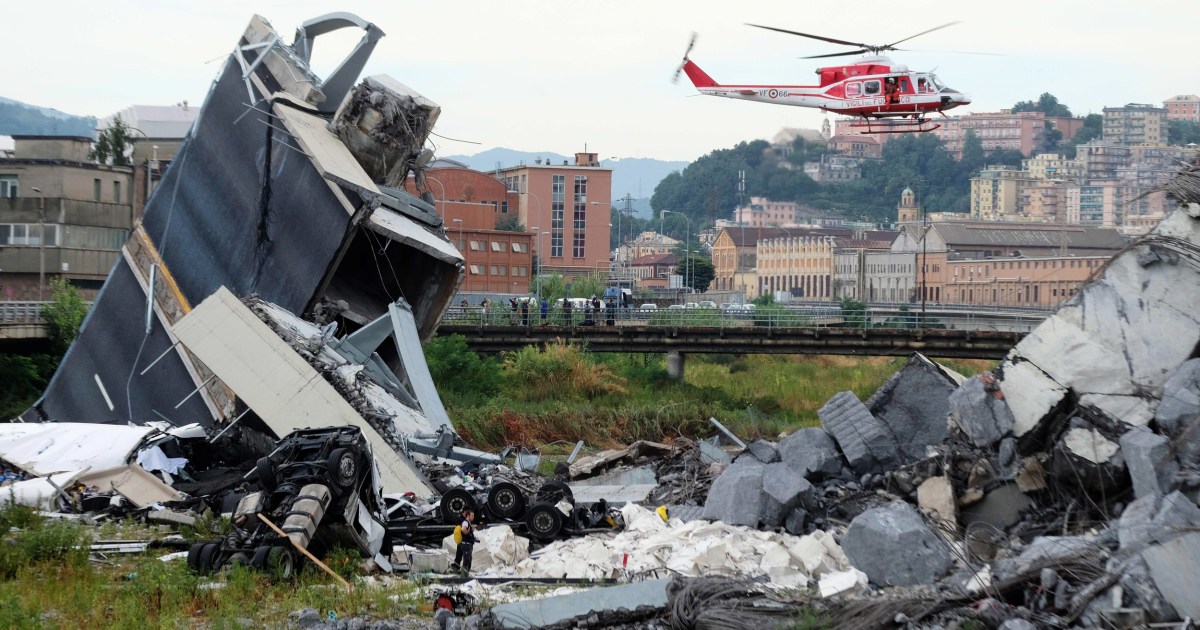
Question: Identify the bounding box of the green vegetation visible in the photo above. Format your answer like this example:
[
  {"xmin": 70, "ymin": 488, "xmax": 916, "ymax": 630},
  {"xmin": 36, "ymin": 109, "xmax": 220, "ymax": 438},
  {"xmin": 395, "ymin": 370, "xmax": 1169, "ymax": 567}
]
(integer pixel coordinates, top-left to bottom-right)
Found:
[
  {"xmin": 0, "ymin": 278, "xmax": 91, "ymax": 419},
  {"xmin": 1169, "ymin": 120, "xmax": 1200, "ymax": 146},
  {"xmin": 675, "ymin": 254, "xmax": 715, "ymax": 292},
  {"xmin": 88, "ymin": 114, "xmax": 134, "ymax": 166},
  {"xmin": 0, "ymin": 502, "xmax": 424, "ymax": 628},
  {"xmin": 430, "ymin": 336, "xmax": 994, "ymax": 450}
]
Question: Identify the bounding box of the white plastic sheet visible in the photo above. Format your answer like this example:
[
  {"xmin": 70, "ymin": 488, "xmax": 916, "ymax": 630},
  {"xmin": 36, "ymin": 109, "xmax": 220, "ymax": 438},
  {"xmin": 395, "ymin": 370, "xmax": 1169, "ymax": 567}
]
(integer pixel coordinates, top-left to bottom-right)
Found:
[{"xmin": 0, "ymin": 423, "xmax": 154, "ymax": 476}]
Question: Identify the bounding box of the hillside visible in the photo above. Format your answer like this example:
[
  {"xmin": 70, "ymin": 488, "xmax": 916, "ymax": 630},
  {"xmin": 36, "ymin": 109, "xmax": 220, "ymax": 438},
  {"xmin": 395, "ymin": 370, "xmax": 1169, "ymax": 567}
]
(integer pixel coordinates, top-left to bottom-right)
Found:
[{"xmin": 0, "ymin": 97, "xmax": 95, "ymax": 137}]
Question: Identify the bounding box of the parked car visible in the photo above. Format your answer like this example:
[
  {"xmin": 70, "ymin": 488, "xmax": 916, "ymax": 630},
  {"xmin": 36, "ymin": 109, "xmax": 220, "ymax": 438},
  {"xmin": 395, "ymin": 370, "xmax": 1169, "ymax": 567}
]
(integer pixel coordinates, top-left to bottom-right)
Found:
[{"xmin": 698, "ymin": 300, "xmax": 718, "ymax": 310}]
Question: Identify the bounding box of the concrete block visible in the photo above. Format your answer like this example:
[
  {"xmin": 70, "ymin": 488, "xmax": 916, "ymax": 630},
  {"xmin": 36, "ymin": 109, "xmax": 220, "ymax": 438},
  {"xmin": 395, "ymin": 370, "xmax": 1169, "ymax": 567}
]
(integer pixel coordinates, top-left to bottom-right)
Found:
[
  {"xmin": 1079, "ymin": 394, "xmax": 1156, "ymax": 428},
  {"xmin": 994, "ymin": 536, "xmax": 1103, "ymax": 580},
  {"xmin": 998, "ymin": 620, "xmax": 1037, "ymax": 630},
  {"xmin": 488, "ymin": 579, "xmax": 670, "ymax": 629},
  {"xmin": 778, "ymin": 428, "xmax": 844, "ymax": 481},
  {"xmin": 997, "ymin": 361, "xmax": 1068, "ymax": 442},
  {"xmin": 698, "ymin": 440, "xmax": 732, "ymax": 466},
  {"xmin": 1120, "ymin": 429, "xmax": 1177, "ymax": 499},
  {"xmin": 147, "ymin": 509, "xmax": 197, "ymax": 527},
  {"xmin": 916, "ymin": 476, "xmax": 957, "ymax": 531},
  {"xmin": 949, "ymin": 375, "xmax": 1015, "ymax": 447},
  {"xmin": 1150, "ymin": 491, "xmax": 1200, "ymax": 541},
  {"xmin": 784, "ymin": 507, "xmax": 807, "ymax": 535},
  {"xmin": 743, "ymin": 439, "xmax": 780, "ymax": 464},
  {"xmin": 819, "ymin": 391, "xmax": 900, "ymax": 475},
  {"xmin": 866, "ymin": 353, "xmax": 964, "ymax": 462},
  {"xmin": 1118, "ymin": 494, "xmax": 1160, "ymax": 550},
  {"xmin": 959, "ymin": 483, "xmax": 1031, "ymax": 532},
  {"xmin": 1157, "ymin": 358, "xmax": 1200, "ymax": 467},
  {"xmin": 701, "ymin": 462, "xmax": 765, "ymax": 527},
  {"xmin": 1142, "ymin": 532, "xmax": 1200, "ymax": 620},
  {"xmin": 841, "ymin": 500, "xmax": 953, "ymax": 587},
  {"xmin": 760, "ymin": 462, "xmax": 813, "ymax": 528}
]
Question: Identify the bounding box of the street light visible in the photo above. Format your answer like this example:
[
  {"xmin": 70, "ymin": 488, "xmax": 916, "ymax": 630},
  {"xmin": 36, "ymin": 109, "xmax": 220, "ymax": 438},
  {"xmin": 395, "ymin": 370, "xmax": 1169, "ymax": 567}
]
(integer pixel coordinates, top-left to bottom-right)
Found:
[
  {"xmin": 660, "ymin": 210, "xmax": 691, "ymax": 296},
  {"xmin": 426, "ymin": 175, "xmax": 446, "ymax": 220},
  {"xmin": 123, "ymin": 125, "xmax": 157, "ymax": 219},
  {"xmin": 531, "ymin": 228, "xmax": 550, "ymax": 299},
  {"xmin": 30, "ymin": 187, "xmax": 45, "ymax": 301}
]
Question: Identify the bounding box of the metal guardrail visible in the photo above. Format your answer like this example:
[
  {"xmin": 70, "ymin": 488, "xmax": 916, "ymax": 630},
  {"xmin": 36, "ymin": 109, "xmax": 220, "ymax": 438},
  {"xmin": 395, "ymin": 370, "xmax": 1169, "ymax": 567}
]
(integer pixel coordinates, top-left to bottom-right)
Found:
[
  {"xmin": 0, "ymin": 302, "xmax": 46, "ymax": 324},
  {"xmin": 440, "ymin": 304, "xmax": 1050, "ymax": 334}
]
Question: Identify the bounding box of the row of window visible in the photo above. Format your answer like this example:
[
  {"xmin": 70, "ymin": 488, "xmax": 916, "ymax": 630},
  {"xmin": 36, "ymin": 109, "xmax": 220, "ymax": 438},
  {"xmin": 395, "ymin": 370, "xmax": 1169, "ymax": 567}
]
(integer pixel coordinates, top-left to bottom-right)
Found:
[
  {"xmin": 0, "ymin": 223, "xmax": 127, "ymax": 249},
  {"xmin": 0, "ymin": 175, "xmax": 128, "ymax": 203},
  {"xmin": 467, "ymin": 240, "xmax": 529, "ymax": 253},
  {"xmin": 467, "ymin": 264, "xmax": 530, "ymax": 277}
]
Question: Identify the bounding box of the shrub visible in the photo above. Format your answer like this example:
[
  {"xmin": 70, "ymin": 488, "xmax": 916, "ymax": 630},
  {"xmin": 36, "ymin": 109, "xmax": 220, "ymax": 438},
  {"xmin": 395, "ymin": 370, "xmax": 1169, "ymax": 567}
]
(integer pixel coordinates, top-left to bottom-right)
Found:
[
  {"xmin": 424, "ymin": 334, "xmax": 503, "ymax": 397},
  {"xmin": 503, "ymin": 342, "xmax": 627, "ymax": 401}
]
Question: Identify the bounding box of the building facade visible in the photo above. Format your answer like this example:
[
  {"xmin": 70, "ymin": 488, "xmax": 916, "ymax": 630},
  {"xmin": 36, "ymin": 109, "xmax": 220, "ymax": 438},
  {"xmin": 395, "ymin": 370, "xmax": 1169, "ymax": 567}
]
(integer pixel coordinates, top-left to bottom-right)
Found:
[
  {"xmin": 496, "ymin": 152, "xmax": 612, "ymax": 279},
  {"xmin": 628, "ymin": 253, "xmax": 678, "ymax": 289},
  {"xmin": 0, "ymin": 136, "xmax": 134, "ymax": 300},
  {"xmin": 711, "ymin": 227, "xmax": 790, "ymax": 294},
  {"xmin": 1164, "ymin": 95, "xmax": 1200, "ymax": 123},
  {"xmin": 406, "ymin": 162, "xmax": 532, "ymax": 293},
  {"xmin": 733, "ymin": 197, "xmax": 799, "ymax": 227},
  {"xmin": 826, "ymin": 134, "xmax": 882, "ymax": 159},
  {"xmin": 931, "ymin": 110, "xmax": 1084, "ymax": 159},
  {"xmin": 1102, "ymin": 104, "xmax": 1168, "ymax": 146}
]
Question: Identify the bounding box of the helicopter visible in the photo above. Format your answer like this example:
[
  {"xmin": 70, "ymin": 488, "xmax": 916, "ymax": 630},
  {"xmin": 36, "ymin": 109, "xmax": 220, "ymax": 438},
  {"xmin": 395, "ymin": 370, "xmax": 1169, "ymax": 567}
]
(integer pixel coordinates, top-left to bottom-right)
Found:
[{"xmin": 674, "ymin": 23, "xmax": 975, "ymax": 134}]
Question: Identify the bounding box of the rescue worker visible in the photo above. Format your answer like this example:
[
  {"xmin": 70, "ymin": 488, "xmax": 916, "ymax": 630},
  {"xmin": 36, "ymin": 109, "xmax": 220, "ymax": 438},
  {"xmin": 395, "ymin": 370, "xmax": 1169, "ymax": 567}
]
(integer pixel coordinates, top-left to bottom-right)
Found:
[{"xmin": 451, "ymin": 508, "xmax": 477, "ymax": 575}]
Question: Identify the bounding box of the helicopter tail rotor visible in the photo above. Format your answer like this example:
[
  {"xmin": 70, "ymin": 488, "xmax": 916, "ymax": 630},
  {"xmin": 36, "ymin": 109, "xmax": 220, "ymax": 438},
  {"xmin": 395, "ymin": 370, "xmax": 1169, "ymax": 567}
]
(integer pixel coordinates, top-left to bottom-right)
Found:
[{"xmin": 671, "ymin": 32, "xmax": 699, "ymax": 84}]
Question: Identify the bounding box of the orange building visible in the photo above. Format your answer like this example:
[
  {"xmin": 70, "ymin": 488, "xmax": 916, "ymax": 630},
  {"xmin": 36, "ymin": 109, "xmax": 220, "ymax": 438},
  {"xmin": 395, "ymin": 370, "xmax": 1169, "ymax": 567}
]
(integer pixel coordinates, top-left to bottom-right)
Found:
[
  {"xmin": 496, "ymin": 153, "xmax": 612, "ymax": 280},
  {"xmin": 406, "ymin": 161, "xmax": 532, "ymax": 293}
]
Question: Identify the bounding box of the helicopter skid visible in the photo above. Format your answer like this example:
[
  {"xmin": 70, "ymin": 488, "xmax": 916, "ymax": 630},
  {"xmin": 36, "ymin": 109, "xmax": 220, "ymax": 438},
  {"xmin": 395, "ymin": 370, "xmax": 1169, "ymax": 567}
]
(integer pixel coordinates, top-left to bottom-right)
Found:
[{"xmin": 848, "ymin": 118, "xmax": 941, "ymax": 134}]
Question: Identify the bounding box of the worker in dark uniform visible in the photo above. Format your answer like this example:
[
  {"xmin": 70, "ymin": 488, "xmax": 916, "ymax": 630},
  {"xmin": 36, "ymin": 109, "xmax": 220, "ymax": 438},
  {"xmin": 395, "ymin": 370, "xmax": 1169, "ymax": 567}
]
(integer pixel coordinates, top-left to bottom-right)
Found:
[{"xmin": 452, "ymin": 508, "xmax": 477, "ymax": 575}]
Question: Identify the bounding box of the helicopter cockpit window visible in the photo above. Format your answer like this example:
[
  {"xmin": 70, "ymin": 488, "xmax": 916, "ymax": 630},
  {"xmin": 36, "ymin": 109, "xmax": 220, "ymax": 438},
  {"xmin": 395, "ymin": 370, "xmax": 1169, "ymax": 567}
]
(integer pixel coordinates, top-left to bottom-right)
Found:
[
  {"xmin": 928, "ymin": 74, "xmax": 946, "ymax": 91},
  {"xmin": 863, "ymin": 80, "xmax": 881, "ymax": 95},
  {"xmin": 845, "ymin": 82, "xmax": 861, "ymax": 98}
]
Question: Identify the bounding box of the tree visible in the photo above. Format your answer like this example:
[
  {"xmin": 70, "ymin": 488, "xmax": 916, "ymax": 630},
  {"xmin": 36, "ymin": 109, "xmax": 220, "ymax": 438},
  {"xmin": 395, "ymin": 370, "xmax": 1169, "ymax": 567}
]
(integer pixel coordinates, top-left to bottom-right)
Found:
[
  {"xmin": 1012, "ymin": 93, "xmax": 1072, "ymax": 117},
  {"xmin": 676, "ymin": 255, "xmax": 715, "ymax": 292},
  {"xmin": 495, "ymin": 215, "xmax": 524, "ymax": 232},
  {"xmin": 90, "ymin": 114, "xmax": 134, "ymax": 166},
  {"xmin": 1168, "ymin": 120, "xmax": 1200, "ymax": 146},
  {"xmin": 41, "ymin": 277, "xmax": 89, "ymax": 353},
  {"xmin": 1061, "ymin": 113, "xmax": 1103, "ymax": 158}
]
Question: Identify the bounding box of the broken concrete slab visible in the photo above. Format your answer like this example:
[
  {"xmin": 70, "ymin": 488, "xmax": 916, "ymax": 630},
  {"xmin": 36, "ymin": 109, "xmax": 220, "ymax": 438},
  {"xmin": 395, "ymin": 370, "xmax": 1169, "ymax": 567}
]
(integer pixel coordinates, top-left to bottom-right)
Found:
[
  {"xmin": 777, "ymin": 428, "xmax": 844, "ymax": 481},
  {"xmin": 1141, "ymin": 532, "xmax": 1200, "ymax": 620},
  {"xmin": 994, "ymin": 536, "xmax": 1105, "ymax": 580},
  {"xmin": 1078, "ymin": 394, "xmax": 1157, "ymax": 428},
  {"xmin": 949, "ymin": 375, "xmax": 1015, "ymax": 447},
  {"xmin": 1149, "ymin": 491, "xmax": 1200, "ymax": 541},
  {"xmin": 1118, "ymin": 494, "xmax": 1160, "ymax": 550},
  {"xmin": 841, "ymin": 501, "xmax": 953, "ymax": 587},
  {"xmin": 742, "ymin": 440, "xmax": 780, "ymax": 464},
  {"xmin": 760, "ymin": 463, "xmax": 813, "ymax": 528},
  {"xmin": 698, "ymin": 440, "xmax": 732, "ymax": 466},
  {"xmin": 1050, "ymin": 425, "xmax": 1127, "ymax": 493},
  {"xmin": 78, "ymin": 465, "xmax": 184, "ymax": 508},
  {"xmin": 819, "ymin": 391, "xmax": 900, "ymax": 476},
  {"xmin": 147, "ymin": 509, "xmax": 197, "ymax": 527},
  {"xmin": 996, "ymin": 360, "xmax": 1069, "ymax": 444},
  {"xmin": 701, "ymin": 462, "xmax": 765, "ymax": 527},
  {"xmin": 817, "ymin": 568, "xmax": 868, "ymax": 598},
  {"xmin": 1156, "ymin": 358, "xmax": 1200, "ymax": 467},
  {"xmin": 1120, "ymin": 428, "xmax": 1178, "ymax": 499},
  {"xmin": 865, "ymin": 353, "xmax": 965, "ymax": 462},
  {"xmin": 486, "ymin": 579, "xmax": 670, "ymax": 629}
]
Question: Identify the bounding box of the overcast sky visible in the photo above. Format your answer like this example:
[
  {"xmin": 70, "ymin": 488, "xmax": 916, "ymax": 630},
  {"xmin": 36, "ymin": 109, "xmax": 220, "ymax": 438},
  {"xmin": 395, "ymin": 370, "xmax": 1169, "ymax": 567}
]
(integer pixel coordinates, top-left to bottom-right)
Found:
[{"xmin": 3, "ymin": 0, "xmax": 1196, "ymax": 161}]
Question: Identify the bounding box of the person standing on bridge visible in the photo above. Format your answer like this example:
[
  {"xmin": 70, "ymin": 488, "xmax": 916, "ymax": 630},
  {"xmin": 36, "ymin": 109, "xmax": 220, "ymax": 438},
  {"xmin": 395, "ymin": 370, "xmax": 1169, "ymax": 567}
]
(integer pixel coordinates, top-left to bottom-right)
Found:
[{"xmin": 540, "ymin": 298, "xmax": 549, "ymax": 324}]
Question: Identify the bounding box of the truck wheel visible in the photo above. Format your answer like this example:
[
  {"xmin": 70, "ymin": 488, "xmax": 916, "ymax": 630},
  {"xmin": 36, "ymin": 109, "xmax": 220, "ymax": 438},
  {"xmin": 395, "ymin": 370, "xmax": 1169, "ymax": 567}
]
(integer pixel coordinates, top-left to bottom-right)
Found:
[
  {"xmin": 439, "ymin": 487, "xmax": 477, "ymax": 524},
  {"xmin": 197, "ymin": 542, "xmax": 221, "ymax": 576},
  {"xmin": 535, "ymin": 480, "xmax": 574, "ymax": 506},
  {"xmin": 525, "ymin": 502, "xmax": 563, "ymax": 542},
  {"xmin": 327, "ymin": 448, "xmax": 356, "ymax": 490},
  {"xmin": 486, "ymin": 482, "xmax": 526, "ymax": 520},
  {"xmin": 186, "ymin": 542, "xmax": 206, "ymax": 572},
  {"xmin": 265, "ymin": 546, "xmax": 295, "ymax": 579},
  {"xmin": 251, "ymin": 545, "xmax": 271, "ymax": 569},
  {"xmin": 255, "ymin": 457, "xmax": 276, "ymax": 493}
]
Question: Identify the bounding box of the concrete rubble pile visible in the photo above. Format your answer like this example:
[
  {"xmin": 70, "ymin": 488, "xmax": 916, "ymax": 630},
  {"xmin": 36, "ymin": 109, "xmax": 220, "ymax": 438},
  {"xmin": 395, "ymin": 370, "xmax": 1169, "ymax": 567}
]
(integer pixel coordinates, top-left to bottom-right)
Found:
[{"xmin": 683, "ymin": 186, "xmax": 1200, "ymax": 627}]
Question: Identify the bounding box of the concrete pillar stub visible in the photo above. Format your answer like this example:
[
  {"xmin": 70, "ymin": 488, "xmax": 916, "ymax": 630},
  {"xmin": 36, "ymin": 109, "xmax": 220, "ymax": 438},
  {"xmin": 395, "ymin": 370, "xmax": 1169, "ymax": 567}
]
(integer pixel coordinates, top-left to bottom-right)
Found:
[{"xmin": 666, "ymin": 350, "xmax": 686, "ymax": 381}]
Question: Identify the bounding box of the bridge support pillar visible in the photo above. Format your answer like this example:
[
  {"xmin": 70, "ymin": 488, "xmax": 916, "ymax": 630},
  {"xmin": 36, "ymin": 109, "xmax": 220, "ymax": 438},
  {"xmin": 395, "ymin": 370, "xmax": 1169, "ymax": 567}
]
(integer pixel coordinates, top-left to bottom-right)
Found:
[{"xmin": 666, "ymin": 350, "xmax": 687, "ymax": 381}]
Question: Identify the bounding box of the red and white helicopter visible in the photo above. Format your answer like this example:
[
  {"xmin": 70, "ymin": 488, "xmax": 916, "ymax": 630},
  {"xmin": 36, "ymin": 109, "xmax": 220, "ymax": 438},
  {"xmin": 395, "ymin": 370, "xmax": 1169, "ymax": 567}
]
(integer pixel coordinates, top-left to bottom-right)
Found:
[{"xmin": 675, "ymin": 23, "xmax": 974, "ymax": 134}]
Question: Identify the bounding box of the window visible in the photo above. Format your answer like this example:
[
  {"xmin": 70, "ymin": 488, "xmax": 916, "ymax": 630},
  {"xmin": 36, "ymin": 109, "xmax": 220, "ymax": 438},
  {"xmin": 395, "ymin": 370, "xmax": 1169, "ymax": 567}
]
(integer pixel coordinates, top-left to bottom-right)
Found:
[
  {"xmin": 93, "ymin": 179, "xmax": 101, "ymax": 201},
  {"xmin": 113, "ymin": 180, "xmax": 121, "ymax": 203},
  {"xmin": 846, "ymin": 82, "xmax": 861, "ymax": 98},
  {"xmin": 863, "ymin": 80, "xmax": 881, "ymax": 95},
  {"xmin": 0, "ymin": 175, "xmax": 17, "ymax": 198},
  {"xmin": 501, "ymin": 200, "xmax": 509, "ymax": 214},
  {"xmin": 491, "ymin": 241, "xmax": 502, "ymax": 252},
  {"xmin": 469, "ymin": 240, "xmax": 482, "ymax": 251},
  {"xmin": 511, "ymin": 242, "xmax": 528, "ymax": 253},
  {"xmin": 573, "ymin": 175, "xmax": 587, "ymax": 258},
  {"xmin": 469, "ymin": 265, "xmax": 482, "ymax": 275},
  {"xmin": 551, "ymin": 175, "xmax": 565, "ymax": 257}
]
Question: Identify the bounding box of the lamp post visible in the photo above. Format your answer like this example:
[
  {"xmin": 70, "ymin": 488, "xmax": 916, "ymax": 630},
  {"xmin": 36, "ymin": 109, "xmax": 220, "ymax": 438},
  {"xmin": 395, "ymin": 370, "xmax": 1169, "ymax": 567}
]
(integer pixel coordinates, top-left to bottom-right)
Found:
[
  {"xmin": 30, "ymin": 187, "xmax": 45, "ymax": 301},
  {"xmin": 427, "ymin": 175, "xmax": 447, "ymax": 220},
  {"xmin": 660, "ymin": 210, "xmax": 691, "ymax": 296},
  {"xmin": 123, "ymin": 126, "xmax": 156, "ymax": 220},
  {"xmin": 531, "ymin": 228, "xmax": 550, "ymax": 299}
]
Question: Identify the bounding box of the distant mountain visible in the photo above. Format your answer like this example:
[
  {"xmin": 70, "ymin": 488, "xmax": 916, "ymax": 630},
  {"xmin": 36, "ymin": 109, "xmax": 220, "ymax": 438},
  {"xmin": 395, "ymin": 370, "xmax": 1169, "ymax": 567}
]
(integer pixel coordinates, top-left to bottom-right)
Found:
[
  {"xmin": 443, "ymin": 148, "xmax": 688, "ymax": 219},
  {"xmin": 0, "ymin": 97, "xmax": 95, "ymax": 137}
]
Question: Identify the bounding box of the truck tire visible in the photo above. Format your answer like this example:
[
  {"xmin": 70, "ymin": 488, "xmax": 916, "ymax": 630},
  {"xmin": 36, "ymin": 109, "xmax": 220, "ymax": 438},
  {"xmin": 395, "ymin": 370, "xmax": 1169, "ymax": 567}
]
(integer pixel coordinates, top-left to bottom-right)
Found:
[
  {"xmin": 265, "ymin": 546, "xmax": 296, "ymax": 579},
  {"xmin": 255, "ymin": 457, "xmax": 276, "ymax": 493},
  {"xmin": 486, "ymin": 482, "xmax": 526, "ymax": 520},
  {"xmin": 535, "ymin": 480, "xmax": 574, "ymax": 506},
  {"xmin": 525, "ymin": 502, "xmax": 563, "ymax": 542},
  {"xmin": 439, "ymin": 487, "xmax": 476, "ymax": 525},
  {"xmin": 327, "ymin": 447, "xmax": 357, "ymax": 490},
  {"xmin": 197, "ymin": 542, "xmax": 221, "ymax": 575}
]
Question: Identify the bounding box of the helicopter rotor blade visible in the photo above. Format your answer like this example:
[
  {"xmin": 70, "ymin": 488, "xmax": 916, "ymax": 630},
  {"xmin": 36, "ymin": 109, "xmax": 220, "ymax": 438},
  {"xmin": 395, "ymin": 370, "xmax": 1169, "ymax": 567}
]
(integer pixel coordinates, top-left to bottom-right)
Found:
[
  {"xmin": 745, "ymin": 23, "xmax": 871, "ymax": 49},
  {"xmin": 884, "ymin": 21, "xmax": 961, "ymax": 49},
  {"xmin": 671, "ymin": 32, "xmax": 699, "ymax": 84},
  {"xmin": 801, "ymin": 49, "xmax": 873, "ymax": 59},
  {"xmin": 896, "ymin": 47, "xmax": 1004, "ymax": 56}
]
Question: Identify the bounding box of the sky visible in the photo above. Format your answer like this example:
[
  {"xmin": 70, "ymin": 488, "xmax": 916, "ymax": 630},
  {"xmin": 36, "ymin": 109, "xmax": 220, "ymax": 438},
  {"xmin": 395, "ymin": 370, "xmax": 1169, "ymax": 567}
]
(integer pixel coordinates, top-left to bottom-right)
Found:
[{"xmin": 2, "ymin": 0, "xmax": 1196, "ymax": 162}]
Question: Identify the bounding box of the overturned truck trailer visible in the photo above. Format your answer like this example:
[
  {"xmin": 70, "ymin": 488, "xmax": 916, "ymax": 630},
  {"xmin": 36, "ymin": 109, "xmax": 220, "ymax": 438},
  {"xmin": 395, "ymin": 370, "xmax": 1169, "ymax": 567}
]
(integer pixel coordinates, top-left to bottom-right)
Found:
[{"xmin": 25, "ymin": 13, "xmax": 463, "ymax": 491}]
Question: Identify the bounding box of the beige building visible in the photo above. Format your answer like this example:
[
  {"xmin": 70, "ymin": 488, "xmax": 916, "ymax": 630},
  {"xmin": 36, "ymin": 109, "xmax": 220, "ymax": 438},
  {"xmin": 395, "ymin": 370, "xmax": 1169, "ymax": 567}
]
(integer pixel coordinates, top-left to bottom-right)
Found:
[
  {"xmin": 0, "ymin": 136, "xmax": 134, "ymax": 300},
  {"xmin": 711, "ymin": 226, "xmax": 789, "ymax": 295},
  {"xmin": 833, "ymin": 240, "xmax": 912, "ymax": 302},
  {"xmin": 1164, "ymin": 95, "xmax": 1200, "ymax": 123},
  {"xmin": 1103, "ymin": 104, "xmax": 1168, "ymax": 146},
  {"xmin": 970, "ymin": 167, "xmax": 1036, "ymax": 221},
  {"xmin": 621, "ymin": 231, "xmax": 679, "ymax": 261},
  {"xmin": 931, "ymin": 110, "xmax": 1084, "ymax": 159},
  {"xmin": 1022, "ymin": 153, "xmax": 1084, "ymax": 181},
  {"xmin": 734, "ymin": 197, "xmax": 799, "ymax": 227}
]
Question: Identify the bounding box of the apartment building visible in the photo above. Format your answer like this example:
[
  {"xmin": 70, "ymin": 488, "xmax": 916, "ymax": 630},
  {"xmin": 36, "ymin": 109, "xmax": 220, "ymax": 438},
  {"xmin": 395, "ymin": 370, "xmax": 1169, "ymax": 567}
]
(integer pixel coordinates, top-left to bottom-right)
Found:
[
  {"xmin": 496, "ymin": 152, "xmax": 612, "ymax": 280},
  {"xmin": 733, "ymin": 196, "xmax": 800, "ymax": 227},
  {"xmin": 931, "ymin": 110, "xmax": 1084, "ymax": 159},
  {"xmin": 1102, "ymin": 104, "xmax": 1168, "ymax": 146},
  {"xmin": 1164, "ymin": 95, "xmax": 1200, "ymax": 123}
]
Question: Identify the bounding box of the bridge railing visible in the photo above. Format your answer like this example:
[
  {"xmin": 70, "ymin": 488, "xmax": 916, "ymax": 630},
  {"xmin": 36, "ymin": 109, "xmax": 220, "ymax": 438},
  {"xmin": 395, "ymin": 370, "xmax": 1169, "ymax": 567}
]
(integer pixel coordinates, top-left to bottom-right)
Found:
[
  {"xmin": 0, "ymin": 302, "xmax": 46, "ymax": 324},
  {"xmin": 440, "ymin": 304, "xmax": 1049, "ymax": 334}
]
